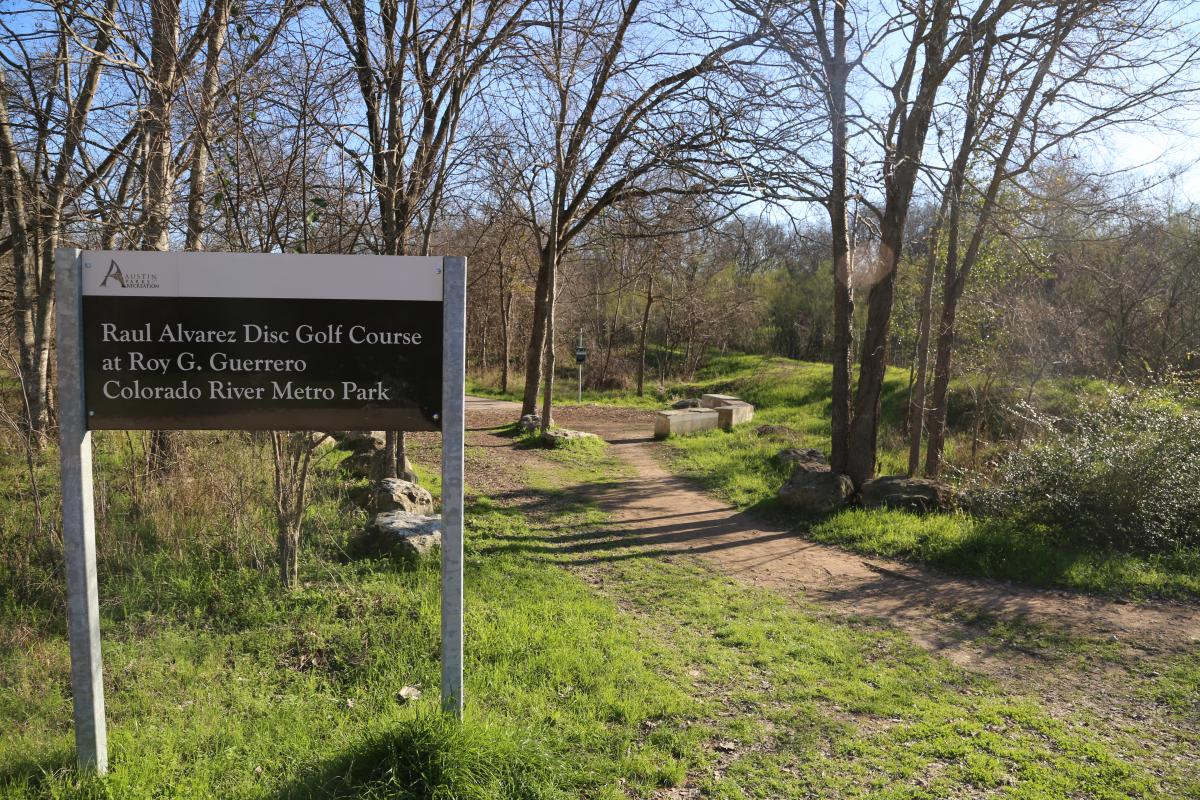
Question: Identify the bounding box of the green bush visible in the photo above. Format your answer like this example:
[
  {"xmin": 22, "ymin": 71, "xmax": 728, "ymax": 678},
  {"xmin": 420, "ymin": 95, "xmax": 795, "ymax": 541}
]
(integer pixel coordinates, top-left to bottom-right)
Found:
[{"xmin": 980, "ymin": 383, "xmax": 1200, "ymax": 553}]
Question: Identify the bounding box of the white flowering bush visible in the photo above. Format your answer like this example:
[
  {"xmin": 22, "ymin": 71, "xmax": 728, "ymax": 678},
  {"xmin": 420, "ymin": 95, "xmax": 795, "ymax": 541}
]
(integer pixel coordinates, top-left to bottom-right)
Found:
[{"xmin": 980, "ymin": 382, "xmax": 1200, "ymax": 553}]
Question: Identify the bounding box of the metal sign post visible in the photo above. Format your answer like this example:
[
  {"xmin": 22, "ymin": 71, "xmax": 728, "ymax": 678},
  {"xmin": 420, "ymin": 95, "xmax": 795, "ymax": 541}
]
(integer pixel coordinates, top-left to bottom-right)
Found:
[
  {"xmin": 56, "ymin": 248, "xmax": 108, "ymax": 773},
  {"xmin": 54, "ymin": 249, "xmax": 468, "ymax": 771},
  {"xmin": 440, "ymin": 256, "xmax": 466, "ymax": 717},
  {"xmin": 575, "ymin": 330, "xmax": 587, "ymax": 403}
]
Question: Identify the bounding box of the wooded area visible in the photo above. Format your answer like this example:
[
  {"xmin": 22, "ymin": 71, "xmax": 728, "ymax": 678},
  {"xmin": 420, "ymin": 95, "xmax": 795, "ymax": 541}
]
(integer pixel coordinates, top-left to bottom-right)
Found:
[{"xmin": 2, "ymin": 0, "xmax": 1198, "ymax": 487}]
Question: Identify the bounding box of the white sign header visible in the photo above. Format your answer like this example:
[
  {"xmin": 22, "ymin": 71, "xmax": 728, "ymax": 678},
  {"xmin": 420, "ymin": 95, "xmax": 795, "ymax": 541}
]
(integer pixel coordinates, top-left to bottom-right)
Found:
[{"xmin": 81, "ymin": 251, "xmax": 443, "ymax": 302}]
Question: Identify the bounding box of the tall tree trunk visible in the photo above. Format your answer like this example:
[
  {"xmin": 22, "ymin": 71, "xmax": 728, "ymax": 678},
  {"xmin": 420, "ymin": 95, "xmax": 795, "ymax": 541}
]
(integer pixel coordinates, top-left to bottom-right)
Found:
[
  {"xmin": 539, "ymin": 245, "xmax": 558, "ymax": 434},
  {"xmin": 907, "ymin": 220, "xmax": 941, "ymax": 476},
  {"xmin": 923, "ymin": 272, "xmax": 961, "ymax": 478},
  {"xmin": 844, "ymin": 226, "xmax": 900, "ymax": 487},
  {"xmin": 499, "ymin": 266, "xmax": 512, "ymax": 394},
  {"xmin": 842, "ymin": 0, "xmax": 954, "ymax": 488},
  {"xmin": 0, "ymin": 0, "xmax": 116, "ymax": 439},
  {"xmin": 144, "ymin": 0, "xmax": 181, "ymax": 471},
  {"xmin": 184, "ymin": 0, "xmax": 230, "ymax": 251},
  {"xmin": 827, "ymin": 1, "xmax": 852, "ymax": 474},
  {"xmin": 0, "ymin": 89, "xmax": 44, "ymax": 437},
  {"xmin": 521, "ymin": 250, "xmax": 552, "ymax": 416},
  {"xmin": 143, "ymin": 0, "xmax": 179, "ymax": 251},
  {"xmin": 636, "ymin": 273, "xmax": 653, "ymax": 397}
]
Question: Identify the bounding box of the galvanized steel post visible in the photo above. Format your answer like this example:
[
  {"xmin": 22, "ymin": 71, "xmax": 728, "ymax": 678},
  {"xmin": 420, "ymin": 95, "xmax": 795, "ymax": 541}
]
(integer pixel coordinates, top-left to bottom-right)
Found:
[
  {"xmin": 55, "ymin": 248, "xmax": 108, "ymax": 772},
  {"xmin": 440, "ymin": 255, "xmax": 466, "ymax": 717}
]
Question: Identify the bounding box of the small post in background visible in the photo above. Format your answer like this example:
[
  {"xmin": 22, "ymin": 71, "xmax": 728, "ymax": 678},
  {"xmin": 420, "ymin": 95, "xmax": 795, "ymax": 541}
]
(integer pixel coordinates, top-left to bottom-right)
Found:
[{"xmin": 575, "ymin": 330, "xmax": 587, "ymax": 403}]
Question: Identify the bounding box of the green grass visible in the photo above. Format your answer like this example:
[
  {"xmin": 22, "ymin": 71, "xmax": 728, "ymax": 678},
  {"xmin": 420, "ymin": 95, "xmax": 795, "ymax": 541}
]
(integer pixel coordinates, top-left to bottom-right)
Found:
[
  {"xmin": 809, "ymin": 510, "xmax": 1200, "ymax": 599},
  {"xmin": 1, "ymin": 501, "xmax": 699, "ymax": 799},
  {"xmin": 2, "ymin": 431, "xmax": 1197, "ymax": 798},
  {"xmin": 1144, "ymin": 652, "xmax": 1200, "ymax": 723},
  {"xmin": 476, "ymin": 461, "xmax": 1198, "ymax": 799}
]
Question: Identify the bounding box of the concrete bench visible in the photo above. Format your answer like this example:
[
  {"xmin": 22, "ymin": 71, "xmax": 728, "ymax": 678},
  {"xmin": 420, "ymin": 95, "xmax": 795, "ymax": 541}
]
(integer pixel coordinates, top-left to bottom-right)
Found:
[
  {"xmin": 715, "ymin": 401, "xmax": 754, "ymax": 430},
  {"xmin": 700, "ymin": 393, "xmax": 740, "ymax": 408},
  {"xmin": 654, "ymin": 408, "xmax": 719, "ymax": 438}
]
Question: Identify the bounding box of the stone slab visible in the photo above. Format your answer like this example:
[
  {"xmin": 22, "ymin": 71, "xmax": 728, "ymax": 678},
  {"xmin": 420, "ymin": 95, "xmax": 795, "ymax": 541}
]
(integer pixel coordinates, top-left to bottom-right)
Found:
[
  {"xmin": 655, "ymin": 408, "xmax": 719, "ymax": 438},
  {"xmin": 700, "ymin": 393, "xmax": 741, "ymax": 409},
  {"xmin": 715, "ymin": 401, "xmax": 754, "ymax": 430}
]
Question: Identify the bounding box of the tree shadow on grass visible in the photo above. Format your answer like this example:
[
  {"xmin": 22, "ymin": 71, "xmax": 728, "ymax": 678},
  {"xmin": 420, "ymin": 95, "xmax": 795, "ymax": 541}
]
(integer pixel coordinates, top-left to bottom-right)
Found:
[
  {"xmin": 273, "ymin": 712, "xmax": 552, "ymax": 800},
  {"xmin": 0, "ymin": 749, "xmax": 78, "ymax": 797}
]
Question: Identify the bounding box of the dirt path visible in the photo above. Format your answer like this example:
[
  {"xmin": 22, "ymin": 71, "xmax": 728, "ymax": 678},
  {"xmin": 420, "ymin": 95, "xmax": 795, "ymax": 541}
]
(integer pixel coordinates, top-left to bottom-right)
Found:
[{"xmin": 465, "ymin": 397, "xmax": 1200, "ymax": 658}]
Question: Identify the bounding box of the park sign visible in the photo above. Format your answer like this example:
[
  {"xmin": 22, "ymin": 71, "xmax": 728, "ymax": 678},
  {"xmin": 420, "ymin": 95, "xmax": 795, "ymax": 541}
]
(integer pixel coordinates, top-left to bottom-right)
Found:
[
  {"xmin": 56, "ymin": 249, "xmax": 467, "ymax": 773},
  {"xmin": 80, "ymin": 251, "xmax": 445, "ymax": 430}
]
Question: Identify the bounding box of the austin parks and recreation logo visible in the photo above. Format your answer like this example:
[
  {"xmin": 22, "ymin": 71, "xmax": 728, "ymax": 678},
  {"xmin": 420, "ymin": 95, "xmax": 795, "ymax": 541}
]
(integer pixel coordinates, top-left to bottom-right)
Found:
[{"xmin": 97, "ymin": 259, "xmax": 159, "ymax": 289}]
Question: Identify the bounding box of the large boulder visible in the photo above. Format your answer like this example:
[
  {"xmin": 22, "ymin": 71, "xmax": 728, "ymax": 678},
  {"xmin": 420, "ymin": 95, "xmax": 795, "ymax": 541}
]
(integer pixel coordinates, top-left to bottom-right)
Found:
[
  {"xmin": 365, "ymin": 512, "xmax": 442, "ymax": 559},
  {"xmin": 518, "ymin": 414, "xmax": 542, "ymax": 432},
  {"xmin": 370, "ymin": 478, "xmax": 434, "ymax": 514},
  {"xmin": 778, "ymin": 471, "xmax": 854, "ymax": 515},
  {"xmin": 337, "ymin": 430, "xmax": 385, "ymax": 454},
  {"xmin": 776, "ymin": 448, "xmax": 853, "ymax": 514},
  {"xmin": 541, "ymin": 428, "xmax": 599, "ymax": 447},
  {"xmin": 860, "ymin": 476, "xmax": 954, "ymax": 513},
  {"xmin": 336, "ymin": 430, "xmax": 419, "ymax": 482}
]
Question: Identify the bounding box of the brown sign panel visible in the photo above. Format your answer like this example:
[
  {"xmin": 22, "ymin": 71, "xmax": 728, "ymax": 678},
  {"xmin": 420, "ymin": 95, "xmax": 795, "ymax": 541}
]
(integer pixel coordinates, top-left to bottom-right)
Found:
[{"xmin": 80, "ymin": 251, "xmax": 444, "ymax": 431}]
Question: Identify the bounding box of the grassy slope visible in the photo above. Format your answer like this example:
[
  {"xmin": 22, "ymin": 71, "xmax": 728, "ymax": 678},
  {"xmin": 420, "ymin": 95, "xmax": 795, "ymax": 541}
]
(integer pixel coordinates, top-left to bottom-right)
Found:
[
  {"xmin": 3, "ymin": 436, "xmax": 1197, "ymax": 798},
  {"xmin": 471, "ymin": 353, "xmax": 1200, "ymax": 599}
]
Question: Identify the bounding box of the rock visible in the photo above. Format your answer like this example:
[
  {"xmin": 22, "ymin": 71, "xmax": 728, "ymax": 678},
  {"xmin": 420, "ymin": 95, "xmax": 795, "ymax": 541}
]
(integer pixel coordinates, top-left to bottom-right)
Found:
[
  {"xmin": 755, "ymin": 424, "xmax": 798, "ymax": 439},
  {"xmin": 776, "ymin": 449, "xmax": 852, "ymax": 514},
  {"xmin": 775, "ymin": 448, "xmax": 829, "ymax": 469},
  {"xmin": 336, "ymin": 430, "xmax": 385, "ymax": 454},
  {"xmin": 541, "ymin": 428, "xmax": 599, "ymax": 446},
  {"xmin": 518, "ymin": 414, "xmax": 541, "ymax": 432},
  {"xmin": 341, "ymin": 450, "xmax": 378, "ymax": 479},
  {"xmin": 370, "ymin": 478, "xmax": 434, "ymax": 514},
  {"xmin": 671, "ymin": 398, "xmax": 701, "ymax": 409},
  {"xmin": 778, "ymin": 469, "xmax": 854, "ymax": 515},
  {"xmin": 309, "ymin": 432, "xmax": 337, "ymax": 450},
  {"xmin": 366, "ymin": 512, "xmax": 442, "ymax": 559},
  {"xmin": 342, "ymin": 449, "xmax": 418, "ymax": 483},
  {"xmin": 859, "ymin": 476, "xmax": 954, "ymax": 513}
]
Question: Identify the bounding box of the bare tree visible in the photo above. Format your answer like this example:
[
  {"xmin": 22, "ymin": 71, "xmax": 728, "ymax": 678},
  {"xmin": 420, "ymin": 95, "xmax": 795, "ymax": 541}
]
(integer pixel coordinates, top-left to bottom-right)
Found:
[
  {"xmin": 320, "ymin": 0, "xmax": 529, "ymax": 477},
  {"xmin": 0, "ymin": 0, "xmax": 122, "ymax": 440},
  {"xmin": 922, "ymin": 0, "xmax": 1200, "ymax": 477},
  {"xmin": 503, "ymin": 0, "xmax": 766, "ymax": 430}
]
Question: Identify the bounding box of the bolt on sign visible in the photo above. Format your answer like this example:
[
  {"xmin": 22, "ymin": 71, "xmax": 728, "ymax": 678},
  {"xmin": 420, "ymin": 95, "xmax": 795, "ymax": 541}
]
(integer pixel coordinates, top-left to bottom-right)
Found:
[{"xmin": 55, "ymin": 249, "xmax": 467, "ymax": 774}]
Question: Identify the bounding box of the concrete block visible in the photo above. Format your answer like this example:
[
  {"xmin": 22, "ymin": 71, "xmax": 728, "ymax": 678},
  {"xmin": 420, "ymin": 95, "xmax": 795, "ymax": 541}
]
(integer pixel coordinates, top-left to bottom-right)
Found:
[
  {"xmin": 715, "ymin": 401, "xmax": 754, "ymax": 430},
  {"xmin": 700, "ymin": 393, "xmax": 740, "ymax": 408},
  {"xmin": 655, "ymin": 408, "xmax": 719, "ymax": 438}
]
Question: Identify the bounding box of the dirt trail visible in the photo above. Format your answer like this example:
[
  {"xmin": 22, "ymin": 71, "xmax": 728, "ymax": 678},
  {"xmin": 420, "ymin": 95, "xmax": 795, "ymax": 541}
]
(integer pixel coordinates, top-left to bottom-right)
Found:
[{"xmin": 466, "ymin": 397, "xmax": 1200, "ymax": 656}]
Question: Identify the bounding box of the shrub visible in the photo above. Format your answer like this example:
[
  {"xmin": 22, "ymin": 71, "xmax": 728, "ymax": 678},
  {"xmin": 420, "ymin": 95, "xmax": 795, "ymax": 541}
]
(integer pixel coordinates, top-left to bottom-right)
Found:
[{"xmin": 978, "ymin": 382, "xmax": 1200, "ymax": 554}]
